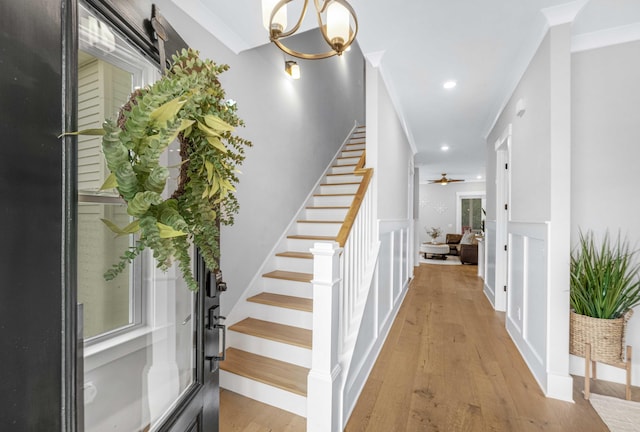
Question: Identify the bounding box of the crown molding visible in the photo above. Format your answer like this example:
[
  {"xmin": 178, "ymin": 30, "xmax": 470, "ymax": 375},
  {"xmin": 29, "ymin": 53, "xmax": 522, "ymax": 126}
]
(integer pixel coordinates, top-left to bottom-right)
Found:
[
  {"xmin": 572, "ymin": 22, "xmax": 640, "ymax": 53},
  {"xmin": 541, "ymin": 0, "xmax": 588, "ymax": 27}
]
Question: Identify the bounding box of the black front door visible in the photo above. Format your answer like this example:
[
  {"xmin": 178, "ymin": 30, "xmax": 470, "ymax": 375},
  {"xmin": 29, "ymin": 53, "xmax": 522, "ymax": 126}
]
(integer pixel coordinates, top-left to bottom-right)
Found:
[
  {"xmin": 0, "ymin": 0, "xmax": 223, "ymax": 430},
  {"xmin": 75, "ymin": 1, "xmax": 223, "ymax": 431}
]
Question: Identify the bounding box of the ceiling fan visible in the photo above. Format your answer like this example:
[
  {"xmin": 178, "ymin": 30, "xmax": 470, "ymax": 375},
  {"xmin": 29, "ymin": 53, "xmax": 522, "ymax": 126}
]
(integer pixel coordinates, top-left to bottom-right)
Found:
[{"xmin": 428, "ymin": 173, "xmax": 464, "ymax": 186}]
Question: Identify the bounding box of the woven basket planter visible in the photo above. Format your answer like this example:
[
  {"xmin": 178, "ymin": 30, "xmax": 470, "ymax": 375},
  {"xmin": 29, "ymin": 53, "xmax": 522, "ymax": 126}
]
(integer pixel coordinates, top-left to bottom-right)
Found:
[{"xmin": 569, "ymin": 310, "xmax": 633, "ymax": 366}]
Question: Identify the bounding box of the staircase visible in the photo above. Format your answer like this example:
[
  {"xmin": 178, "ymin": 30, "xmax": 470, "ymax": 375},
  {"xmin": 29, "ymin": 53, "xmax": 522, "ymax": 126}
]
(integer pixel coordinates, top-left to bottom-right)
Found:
[{"xmin": 220, "ymin": 125, "xmax": 366, "ymax": 417}]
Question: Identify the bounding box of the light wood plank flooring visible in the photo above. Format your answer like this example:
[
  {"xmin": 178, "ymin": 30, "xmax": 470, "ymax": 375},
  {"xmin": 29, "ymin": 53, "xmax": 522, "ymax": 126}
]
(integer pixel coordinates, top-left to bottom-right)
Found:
[{"xmin": 220, "ymin": 263, "xmax": 638, "ymax": 431}]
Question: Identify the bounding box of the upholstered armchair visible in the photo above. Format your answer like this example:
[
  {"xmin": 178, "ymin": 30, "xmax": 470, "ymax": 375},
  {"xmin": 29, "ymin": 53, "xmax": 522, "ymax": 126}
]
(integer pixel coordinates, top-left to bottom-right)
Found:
[
  {"xmin": 459, "ymin": 243, "xmax": 478, "ymax": 264},
  {"xmin": 445, "ymin": 233, "xmax": 462, "ymax": 255}
]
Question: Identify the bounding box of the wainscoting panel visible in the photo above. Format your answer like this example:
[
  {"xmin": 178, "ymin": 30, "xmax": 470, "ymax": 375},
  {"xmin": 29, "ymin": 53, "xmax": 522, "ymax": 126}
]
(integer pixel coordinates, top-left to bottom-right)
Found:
[
  {"xmin": 342, "ymin": 220, "xmax": 412, "ymax": 427},
  {"xmin": 506, "ymin": 222, "xmax": 549, "ymax": 393}
]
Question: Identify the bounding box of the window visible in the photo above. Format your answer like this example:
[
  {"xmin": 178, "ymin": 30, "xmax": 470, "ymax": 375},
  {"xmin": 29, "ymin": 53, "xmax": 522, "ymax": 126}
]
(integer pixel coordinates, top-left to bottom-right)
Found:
[
  {"xmin": 456, "ymin": 192, "xmax": 486, "ymax": 234},
  {"xmin": 461, "ymin": 198, "xmax": 482, "ymax": 232},
  {"xmin": 77, "ymin": 4, "xmax": 158, "ymax": 342}
]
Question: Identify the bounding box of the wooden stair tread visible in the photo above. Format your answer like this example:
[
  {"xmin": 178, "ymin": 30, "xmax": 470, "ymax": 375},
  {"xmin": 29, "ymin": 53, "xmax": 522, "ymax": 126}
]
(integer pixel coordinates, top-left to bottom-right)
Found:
[
  {"xmin": 297, "ymin": 220, "xmax": 343, "ymax": 224},
  {"xmin": 275, "ymin": 251, "xmax": 313, "ymax": 259},
  {"xmin": 320, "ymin": 182, "xmax": 361, "ymax": 186},
  {"xmin": 229, "ymin": 318, "xmax": 312, "ymax": 349},
  {"xmin": 221, "ymin": 348, "xmax": 308, "ymax": 396},
  {"xmin": 247, "ymin": 292, "xmax": 312, "ymax": 312},
  {"xmin": 287, "ymin": 234, "xmax": 337, "ymax": 241},
  {"xmin": 305, "ymin": 206, "xmax": 349, "ymax": 209},
  {"xmin": 263, "ymin": 270, "xmax": 312, "ymax": 283},
  {"xmin": 332, "ymin": 163, "xmax": 357, "ymax": 167},
  {"xmin": 326, "ymin": 172, "xmax": 359, "ymax": 177}
]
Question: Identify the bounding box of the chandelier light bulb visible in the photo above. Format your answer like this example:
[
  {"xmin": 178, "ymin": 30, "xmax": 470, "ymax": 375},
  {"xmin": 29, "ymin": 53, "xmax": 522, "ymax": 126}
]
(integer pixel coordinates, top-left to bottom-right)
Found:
[
  {"xmin": 326, "ymin": 1, "xmax": 350, "ymax": 52},
  {"xmin": 262, "ymin": 0, "xmax": 287, "ymax": 32}
]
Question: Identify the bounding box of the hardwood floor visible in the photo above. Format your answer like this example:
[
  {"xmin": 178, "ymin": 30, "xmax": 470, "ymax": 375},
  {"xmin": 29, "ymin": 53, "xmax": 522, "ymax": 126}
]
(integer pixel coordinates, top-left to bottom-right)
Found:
[{"xmin": 220, "ymin": 263, "xmax": 637, "ymax": 431}]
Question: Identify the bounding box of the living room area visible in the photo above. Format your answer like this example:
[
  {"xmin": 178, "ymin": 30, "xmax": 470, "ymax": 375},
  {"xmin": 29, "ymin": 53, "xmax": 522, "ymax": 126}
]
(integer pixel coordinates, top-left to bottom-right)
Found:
[{"xmin": 418, "ymin": 177, "xmax": 486, "ymax": 267}]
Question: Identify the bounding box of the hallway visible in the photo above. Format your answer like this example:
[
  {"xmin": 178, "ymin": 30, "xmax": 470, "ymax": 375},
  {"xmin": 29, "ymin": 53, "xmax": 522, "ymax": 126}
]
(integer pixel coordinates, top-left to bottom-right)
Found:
[{"xmin": 220, "ymin": 263, "xmax": 623, "ymax": 431}]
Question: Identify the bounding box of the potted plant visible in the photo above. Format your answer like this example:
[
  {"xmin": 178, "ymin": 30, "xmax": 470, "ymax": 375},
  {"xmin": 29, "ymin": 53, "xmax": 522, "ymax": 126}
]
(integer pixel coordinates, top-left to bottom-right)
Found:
[
  {"xmin": 426, "ymin": 227, "xmax": 442, "ymax": 244},
  {"xmin": 569, "ymin": 230, "xmax": 640, "ymax": 399}
]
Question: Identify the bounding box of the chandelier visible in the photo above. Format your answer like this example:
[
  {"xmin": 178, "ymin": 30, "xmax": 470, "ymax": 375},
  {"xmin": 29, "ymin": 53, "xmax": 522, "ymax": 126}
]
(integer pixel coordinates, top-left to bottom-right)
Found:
[{"xmin": 262, "ymin": 0, "xmax": 358, "ymax": 60}]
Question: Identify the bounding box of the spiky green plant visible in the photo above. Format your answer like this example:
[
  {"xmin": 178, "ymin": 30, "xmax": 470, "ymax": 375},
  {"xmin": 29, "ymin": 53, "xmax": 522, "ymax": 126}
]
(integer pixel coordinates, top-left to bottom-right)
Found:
[
  {"xmin": 570, "ymin": 230, "xmax": 640, "ymax": 319},
  {"xmin": 63, "ymin": 48, "xmax": 251, "ymax": 290}
]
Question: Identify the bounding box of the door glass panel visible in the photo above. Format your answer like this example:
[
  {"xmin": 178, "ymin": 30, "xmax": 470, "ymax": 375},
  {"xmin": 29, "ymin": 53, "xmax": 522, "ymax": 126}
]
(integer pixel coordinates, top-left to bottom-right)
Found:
[
  {"xmin": 78, "ymin": 4, "xmax": 196, "ymax": 431},
  {"xmin": 461, "ymin": 198, "xmax": 482, "ymax": 232}
]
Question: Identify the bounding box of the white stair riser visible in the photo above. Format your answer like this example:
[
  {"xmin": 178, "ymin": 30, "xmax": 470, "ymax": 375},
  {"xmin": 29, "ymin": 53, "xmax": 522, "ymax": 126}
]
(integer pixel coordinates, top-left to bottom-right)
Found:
[
  {"xmin": 341, "ymin": 150, "xmax": 363, "ymax": 158},
  {"xmin": 319, "ymin": 183, "xmax": 360, "ymax": 194},
  {"xmin": 274, "ymin": 256, "xmax": 314, "ymax": 273},
  {"xmin": 295, "ymin": 222, "xmax": 341, "ymax": 237},
  {"xmin": 345, "ymin": 143, "xmax": 365, "ymax": 150},
  {"xmin": 324, "ymin": 174, "xmax": 362, "ymax": 184},
  {"xmin": 287, "ymin": 237, "xmax": 337, "ymax": 252},
  {"xmin": 304, "ymin": 207, "xmax": 349, "ymax": 220},
  {"xmin": 313, "ymin": 194, "xmax": 354, "ymax": 207},
  {"xmin": 243, "ymin": 302, "xmax": 312, "ymax": 329},
  {"xmin": 226, "ymin": 331, "xmax": 311, "ymax": 368},
  {"xmin": 335, "ymin": 157, "xmax": 360, "ymax": 166},
  {"xmin": 262, "ymin": 277, "xmax": 313, "ymax": 298},
  {"xmin": 220, "ymin": 371, "xmax": 307, "ymax": 417},
  {"xmin": 330, "ymin": 165, "xmax": 356, "ymax": 175}
]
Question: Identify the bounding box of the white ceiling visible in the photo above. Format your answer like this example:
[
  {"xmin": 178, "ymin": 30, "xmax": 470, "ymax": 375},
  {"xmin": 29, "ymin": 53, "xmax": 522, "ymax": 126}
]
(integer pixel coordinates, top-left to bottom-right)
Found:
[{"xmin": 172, "ymin": 0, "xmax": 640, "ymax": 183}]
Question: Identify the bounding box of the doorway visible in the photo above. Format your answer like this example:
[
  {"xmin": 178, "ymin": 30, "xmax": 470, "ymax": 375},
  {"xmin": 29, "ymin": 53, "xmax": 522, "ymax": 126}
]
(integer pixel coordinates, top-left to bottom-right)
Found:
[
  {"xmin": 494, "ymin": 125, "xmax": 512, "ymax": 312},
  {"xmin": 456, "ymin": 192, "xmax": 486, "ymax": 234}
]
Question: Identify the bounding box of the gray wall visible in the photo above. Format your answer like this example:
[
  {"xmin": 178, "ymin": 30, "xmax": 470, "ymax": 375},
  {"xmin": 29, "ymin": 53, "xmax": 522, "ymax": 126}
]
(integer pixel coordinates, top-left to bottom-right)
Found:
[
  {"xmin": 373, "ymin": 69, "xmax": 413, "ymax": 220},
  {"xmin": 571, "ymin": 39, "xmax": 640, "ymax": 383},
  {"xmin": 157, "ymin": 1, "xmax": 365, "ymax": 314},
  {"xmin": 486, "ymin": 33, "xmax": 552, "ymax": 222}
]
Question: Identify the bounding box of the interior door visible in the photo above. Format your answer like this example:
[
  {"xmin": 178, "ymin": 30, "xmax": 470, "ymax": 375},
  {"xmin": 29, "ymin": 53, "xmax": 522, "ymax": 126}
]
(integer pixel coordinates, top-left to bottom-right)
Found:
[{"xmin": 75, "ymin": 1, "xmax": 224, "ymax": 431}]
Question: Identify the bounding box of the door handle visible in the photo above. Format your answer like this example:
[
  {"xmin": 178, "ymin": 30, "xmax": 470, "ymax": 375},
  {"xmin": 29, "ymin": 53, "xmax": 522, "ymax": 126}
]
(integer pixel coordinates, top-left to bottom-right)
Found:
[{"xmin": 206, "ymin": 310, "xmax": 226, "ymax": 372}]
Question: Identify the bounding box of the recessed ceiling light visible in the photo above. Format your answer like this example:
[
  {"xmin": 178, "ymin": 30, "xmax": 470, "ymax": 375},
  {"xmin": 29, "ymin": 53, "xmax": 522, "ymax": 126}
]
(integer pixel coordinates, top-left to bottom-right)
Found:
[
  {"xmin": 443, "ymin": 80, "xmax": 457, "ymax": 89},
  {"xmin": 441, "ymin": 145, "xmax": 449, "ymax": 151},
  {"xmin": 477, "ymin": 175, "xmax": 483, "ymax": 179}
]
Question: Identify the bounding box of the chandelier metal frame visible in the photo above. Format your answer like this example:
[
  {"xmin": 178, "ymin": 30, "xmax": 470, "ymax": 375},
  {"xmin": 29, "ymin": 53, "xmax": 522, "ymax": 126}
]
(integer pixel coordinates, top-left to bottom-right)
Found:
[{"xmin": 266, "ymin": 0, "xmax": 358, "ymax": 60}]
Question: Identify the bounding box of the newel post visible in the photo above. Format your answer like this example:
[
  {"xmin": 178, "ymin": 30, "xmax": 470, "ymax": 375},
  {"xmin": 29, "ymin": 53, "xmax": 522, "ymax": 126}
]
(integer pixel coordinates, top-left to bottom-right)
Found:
[{"xmin": 307, "ymin": 242, "xmax": 343, "ymax": 432}]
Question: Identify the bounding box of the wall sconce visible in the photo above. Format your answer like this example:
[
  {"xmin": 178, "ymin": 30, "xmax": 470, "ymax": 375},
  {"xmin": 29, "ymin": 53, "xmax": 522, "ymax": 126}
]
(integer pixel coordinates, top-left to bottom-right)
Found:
[{"xmin": 285, "ymin": 60, "xmax": 301, "ymax": 79}]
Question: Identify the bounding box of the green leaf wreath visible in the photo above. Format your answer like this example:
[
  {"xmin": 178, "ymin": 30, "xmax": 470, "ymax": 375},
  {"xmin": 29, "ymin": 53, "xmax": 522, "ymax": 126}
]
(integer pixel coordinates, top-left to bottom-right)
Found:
[{"xmin": 67, "ymin": 48, "xmax": 251, "ymax": 290}]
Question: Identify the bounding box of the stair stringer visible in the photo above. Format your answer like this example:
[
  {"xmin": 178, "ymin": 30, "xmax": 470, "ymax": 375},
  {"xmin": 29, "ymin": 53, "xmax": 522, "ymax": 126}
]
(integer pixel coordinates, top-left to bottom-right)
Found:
[{"xmin": 224, "ymin": 121, "xmax": 360, "ymax": 328}]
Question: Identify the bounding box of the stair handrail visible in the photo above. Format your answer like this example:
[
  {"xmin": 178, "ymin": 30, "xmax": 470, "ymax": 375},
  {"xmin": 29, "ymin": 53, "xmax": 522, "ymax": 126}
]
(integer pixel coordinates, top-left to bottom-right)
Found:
[{"xmin": 335, "ymin": 150, "xmax": 372, "ymax": 247}]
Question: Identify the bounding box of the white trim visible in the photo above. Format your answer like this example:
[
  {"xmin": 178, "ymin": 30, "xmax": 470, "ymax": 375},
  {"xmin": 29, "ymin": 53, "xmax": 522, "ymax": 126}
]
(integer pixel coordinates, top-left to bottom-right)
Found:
[
  {"xmin": 572, "ymin": 23, "xmax": 640, "ymax": 53},
  {"xmin": 540, "ymin": 0, "xmax": 588, "ymax": 27},
  {"xmin": 493, "ymin": 124, "xmax": 512, "ymax": 312}
]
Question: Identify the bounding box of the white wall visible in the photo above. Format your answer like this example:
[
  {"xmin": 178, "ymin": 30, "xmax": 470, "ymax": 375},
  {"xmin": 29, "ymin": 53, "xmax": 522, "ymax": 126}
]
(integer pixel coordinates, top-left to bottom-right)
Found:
[
  {"xmin": 570, "ymin": 39, "xmax": 640, "ymax": 385},
  {"xmin": 418, "ymin": 181, "xmax": 485, "ymax": 243},
  {"xmin": 155, "ymin": 1, "xmax": 366, "ymax": 315}
]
